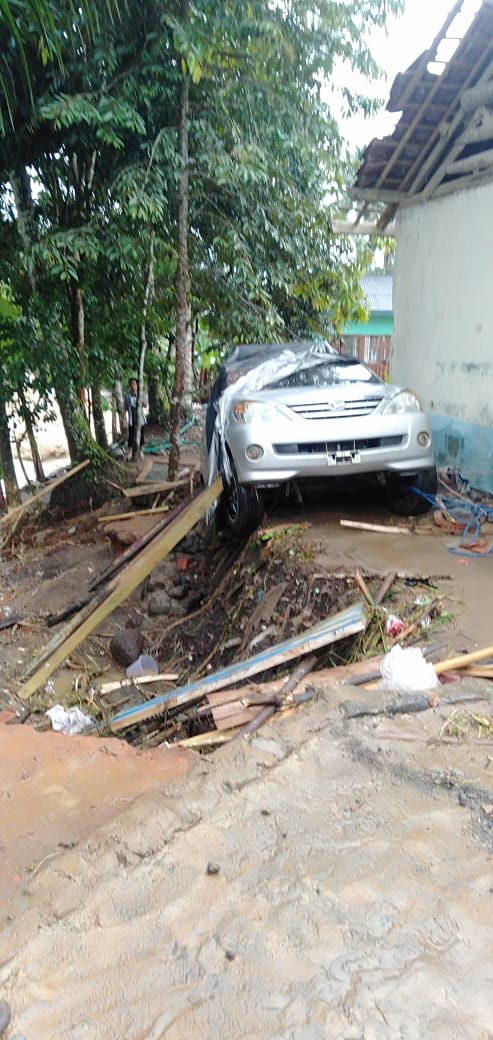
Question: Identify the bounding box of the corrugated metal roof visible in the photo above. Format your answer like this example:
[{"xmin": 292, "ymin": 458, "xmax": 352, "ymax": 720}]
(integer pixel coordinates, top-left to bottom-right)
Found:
[
  {"xmin": 351, "ymin": 0, "xmax": 493, "ymax": 229},
  {"xmin": 361, "ymin": 274, "xmax": 393, "ymax": 313}
]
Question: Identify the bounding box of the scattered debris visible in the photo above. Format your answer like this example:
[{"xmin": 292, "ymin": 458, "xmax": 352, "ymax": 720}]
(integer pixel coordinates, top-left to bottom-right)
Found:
[
  {"xmin": 441, "ymin": 709, "xmax": 493, "ymax": 741},
  {"xmin": 17, "ymin": 476, "xmax": 223, "ymax": 700}
]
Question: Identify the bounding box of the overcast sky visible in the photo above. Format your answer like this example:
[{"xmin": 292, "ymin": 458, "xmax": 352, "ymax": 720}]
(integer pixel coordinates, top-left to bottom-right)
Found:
[{"xmin": 340, "ymin": 0, "xmax": 482, "ymax": 150}]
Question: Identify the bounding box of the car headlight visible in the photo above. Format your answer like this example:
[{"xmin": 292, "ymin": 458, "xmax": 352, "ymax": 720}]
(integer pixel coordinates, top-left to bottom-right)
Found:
[
  {"xmin": 231, "ymin": 400, "xmax": 289, "ymax": 424},
  {"xmin": 380, "ymin": 390, "xmax": 423, "ymax": 415}
]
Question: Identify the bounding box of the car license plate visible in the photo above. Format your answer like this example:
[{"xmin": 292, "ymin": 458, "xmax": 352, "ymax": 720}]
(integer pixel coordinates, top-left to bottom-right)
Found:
[{"xmin": 326, "ymin": 450, "xmax": 361, "ymax": 466}]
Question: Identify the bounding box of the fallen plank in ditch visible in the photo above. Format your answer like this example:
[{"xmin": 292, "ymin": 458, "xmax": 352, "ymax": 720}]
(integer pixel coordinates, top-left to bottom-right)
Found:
[
  {"xmin": 17, "ymin": 476, "xmax": 223, "ymax": 700},
  {"xmin": 109, "ymin": 601, "xmax": 367, "ymax": 732}
]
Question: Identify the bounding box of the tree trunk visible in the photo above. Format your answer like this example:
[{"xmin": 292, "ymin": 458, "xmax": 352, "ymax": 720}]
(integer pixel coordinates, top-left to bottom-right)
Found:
[
  {"xmin": 53, "ymin": 377, "xmax": 93, "ymax": 463},
  {"xmin": 67, "ymin": 280, "xmax": 88, "ymax": 417},
  {"xmin": 91, "ymin": 381, "xmax": 108, "ymax": 451},
  {"xmin": 169, "ymin": 11, "xmax": 191, "ymax": 480},
  {"xmin": 18, "ymin": 389, "xmax": 45, "ymax": 482},
  {"xmin": 0, "ymin": 397, "xmax": 20, "ymax": 507},
  {"xmin": 9, "ymin": 165, "xmax": 37, "ymax": 291},
  {"xmin": 132, "ymin": 237, "xmax": 155, "ymax": 461},
  {"xmin": 148, "ymin": 372, "xmax": 168, "ymax": 427},
  {"xmin": 112, "ymin": 379, "xmax": 124, "ymax": 442}
]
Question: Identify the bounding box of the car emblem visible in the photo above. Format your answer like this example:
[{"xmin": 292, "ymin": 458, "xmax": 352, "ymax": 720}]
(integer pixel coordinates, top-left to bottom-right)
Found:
[{"xmin": 327, "ymin": 400, "xmax": 345, "ymax": 411}]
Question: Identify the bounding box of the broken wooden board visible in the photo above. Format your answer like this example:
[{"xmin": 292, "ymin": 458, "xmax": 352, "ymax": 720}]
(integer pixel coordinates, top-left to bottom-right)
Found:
[
  {"xmin": 110, "ymin": 600, "xmax": 367, "ymax": 732},
  {"xmin": 17, "ymin": 475, "xmax": 223, "ymax": 699}
]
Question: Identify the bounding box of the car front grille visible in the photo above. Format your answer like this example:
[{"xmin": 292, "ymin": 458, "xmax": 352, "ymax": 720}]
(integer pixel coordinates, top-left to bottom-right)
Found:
[
  {"xmin": 288, "ymin": 397, "xmax": 384, "ymax": 419},
  {"xmin": 273, "ymin": 435, "xmax": 404, "ymax": 455}
]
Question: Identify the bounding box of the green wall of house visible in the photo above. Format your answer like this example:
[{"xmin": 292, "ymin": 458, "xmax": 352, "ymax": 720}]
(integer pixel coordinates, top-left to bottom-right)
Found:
[{"xmin": 344, "ymin": 314, "xmax": 393, "ymax": 337}]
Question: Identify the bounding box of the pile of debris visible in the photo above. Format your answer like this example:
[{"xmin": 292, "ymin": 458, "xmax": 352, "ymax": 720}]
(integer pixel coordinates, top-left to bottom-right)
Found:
[{"xmin": 3, "ymin": 457, "xmax": 493, "ymax": 758}]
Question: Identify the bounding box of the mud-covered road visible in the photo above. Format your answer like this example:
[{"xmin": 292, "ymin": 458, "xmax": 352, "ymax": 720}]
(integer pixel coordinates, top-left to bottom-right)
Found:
[
  {"xmin": 1, "ymin": 489, "xmax": 493, "ymax": 1038},
  {"xmin": 1, "ymin": 686, "xmax": 493, "ymax": 1039}
]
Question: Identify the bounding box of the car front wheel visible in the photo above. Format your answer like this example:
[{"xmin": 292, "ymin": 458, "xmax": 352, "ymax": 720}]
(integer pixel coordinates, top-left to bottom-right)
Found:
[
  {"xmin": 386, "ymin": 465, "xmax": 438, "ymax": 517},
  {"xmin": 222, "ymin": 458, "xmax": 264, "ymax": 535}
]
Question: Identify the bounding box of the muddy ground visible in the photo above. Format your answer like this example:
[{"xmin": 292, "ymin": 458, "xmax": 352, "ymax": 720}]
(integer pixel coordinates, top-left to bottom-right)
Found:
[{"xmin": 1, "ymin": 462, "xmax": 493, "ymax": 1038}]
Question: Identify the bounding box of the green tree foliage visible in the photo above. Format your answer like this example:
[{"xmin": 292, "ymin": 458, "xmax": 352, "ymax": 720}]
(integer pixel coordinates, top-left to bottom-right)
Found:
[{"xmin": 0, "ymin": 0, "xmax": 404, "ymax": 488}]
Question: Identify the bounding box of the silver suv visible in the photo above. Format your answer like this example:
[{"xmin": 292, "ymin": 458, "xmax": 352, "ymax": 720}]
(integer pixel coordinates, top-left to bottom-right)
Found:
[{"xmin": 203, "ymin": 341, "xmax": 437, "ymax": 533}]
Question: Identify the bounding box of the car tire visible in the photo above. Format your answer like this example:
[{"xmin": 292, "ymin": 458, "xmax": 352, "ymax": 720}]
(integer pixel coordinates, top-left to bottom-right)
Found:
[
  {"xmin": 386, "ymin": 466, "xmax": 438, "ymax": 517},
  {"xmin": 220, "ymin": 456, "xmax": 264, "ymax": 535}
]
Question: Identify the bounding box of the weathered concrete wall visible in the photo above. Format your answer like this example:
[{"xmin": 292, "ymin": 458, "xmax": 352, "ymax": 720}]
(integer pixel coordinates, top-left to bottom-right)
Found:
[{"xmin": 392, "ymin": 181, "xmax": 493, "ymax": 492}]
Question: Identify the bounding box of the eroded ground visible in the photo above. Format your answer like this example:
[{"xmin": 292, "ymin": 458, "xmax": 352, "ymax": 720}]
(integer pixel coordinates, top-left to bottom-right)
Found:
[{"xmin": 1, "ymin": 484, "xmax": 493, "ymax": 1038}]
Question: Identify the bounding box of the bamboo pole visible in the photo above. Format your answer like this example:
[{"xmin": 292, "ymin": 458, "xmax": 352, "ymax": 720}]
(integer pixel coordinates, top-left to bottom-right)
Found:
[
  {"xmin": 374, "ymin": 571, "xmax": 397, "ymax": 606},
  {"xmin": 434, "ymin": 645, "xmax": 493, "ymax": 675},
  {"xmin": 17, "ymin": 476, "xmax": 223, "ymax": 699},
  {"xmin": 341, "ymin": 518, "xmax": 412, "ymax": 535},
  {"xmin": 354, "ymin": 569, "xmax": 375, "ymax": 606}
]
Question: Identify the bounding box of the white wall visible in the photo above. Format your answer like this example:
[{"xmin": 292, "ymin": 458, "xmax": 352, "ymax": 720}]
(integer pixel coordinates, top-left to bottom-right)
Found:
[{"xmin": 392, "ymin": 180, "xmax": 493, "ymax": 489}]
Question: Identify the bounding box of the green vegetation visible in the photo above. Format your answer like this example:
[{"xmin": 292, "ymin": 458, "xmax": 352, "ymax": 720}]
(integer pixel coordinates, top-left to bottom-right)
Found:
[{"xmin": 0, "ymin": 0, "xmax": 403, "ymax": 501}]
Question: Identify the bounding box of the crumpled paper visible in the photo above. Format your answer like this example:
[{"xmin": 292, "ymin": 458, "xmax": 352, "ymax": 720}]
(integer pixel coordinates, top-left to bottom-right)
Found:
[{"xmin": 45, "ymin": 704, "xmax": 92, "ymax": 735}]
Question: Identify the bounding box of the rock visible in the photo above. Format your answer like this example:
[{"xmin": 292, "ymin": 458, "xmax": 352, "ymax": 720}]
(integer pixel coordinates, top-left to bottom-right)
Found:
[
  {"xmin": 147, "ymin": 591, "xmax": 172, "ymax": 616},
  {"xmin": 125, "ymin": 611, "xmax": 143, "ymax": 630},
  {"xmin": 109, "ymin": 629, "xmax": 144, "ymax": 667},
  {"xmin": 169, "ymin": 584, "xmax": 186, "ymax": 601},
  {"xmin": 147, "ymin": 562, "xmax": 176, "ymax": 592},
  {"xmin": 177, "ymin": 533, "xmax": 205, "ymax": 555},
  {"xmin": 0, "ymin": 1000, "xmax": 11, "ymax": 1035}
]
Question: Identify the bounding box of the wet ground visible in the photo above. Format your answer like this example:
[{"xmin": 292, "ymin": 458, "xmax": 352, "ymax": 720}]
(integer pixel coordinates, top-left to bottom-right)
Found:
[
  {"xmin": 1, "ymin": 483, "xmax": 493, "ymax": 1037},
  {"xmin": 1, "ymin": 693, "xmax": 493, "ymax": 1039}
]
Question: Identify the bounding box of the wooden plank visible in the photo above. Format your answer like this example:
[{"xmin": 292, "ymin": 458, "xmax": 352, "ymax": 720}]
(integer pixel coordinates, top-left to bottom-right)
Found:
[
  {"xmin": 0, "ymin": 459, "xmax": 90, "ymax": 526},
  {"xmin": 17, "ymin": 476, "xmax": 223, "ymax": 699},
  {"xmin": 456, "ymin": 665, "xmax": 493, "ymax": 679},
  {"xmin": 123, "ymin": 479, "xmax": 188, "ymax": 499},
  {"xmin": 136, "ymin": 458, "xmax": 155, "ymax": 483},
  {"xmin": 110, "ymin": 600, "xmax": 367, "ymax": 731},
  {"xmin": 98, "ymin": 505, "xmax": 171, "ymax": 523}
]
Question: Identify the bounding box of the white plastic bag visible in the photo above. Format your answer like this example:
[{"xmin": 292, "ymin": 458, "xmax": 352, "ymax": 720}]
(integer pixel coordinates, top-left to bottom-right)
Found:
[
  {"xmin": 45, "ymin": 704, "xmax": 92, "ymax": 735},
  {"xmin": 379, "ymin": 644, "xmax": 439, "ymax": 693}
]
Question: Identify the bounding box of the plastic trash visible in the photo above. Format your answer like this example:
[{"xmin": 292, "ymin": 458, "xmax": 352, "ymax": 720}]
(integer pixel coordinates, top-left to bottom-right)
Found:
[
  {"xmin": 379, "ymin": 644, "xmax": 439, "ymax": 693},
  {"xmin": 45, "ymin": 704, "xmax": 92, "ymax": 735},
  {"xmin": 126, "ymin": 653, "xmax": 159, "ymax": 678},
  {"xmin": 385, "ymin": 614, "xmax": 404, "ymax": 637}
]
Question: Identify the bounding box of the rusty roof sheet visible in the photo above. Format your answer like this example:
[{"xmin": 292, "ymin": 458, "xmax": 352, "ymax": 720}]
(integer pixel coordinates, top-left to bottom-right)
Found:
[{"xmin": 353, "ymin": 0, "xmax": 493, "ymax": 222}]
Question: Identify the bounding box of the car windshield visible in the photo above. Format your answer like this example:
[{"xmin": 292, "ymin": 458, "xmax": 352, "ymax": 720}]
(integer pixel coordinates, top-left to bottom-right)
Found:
[{"xmin": 265, "ymin": 357, "xmax": 380, "ymax": 390}]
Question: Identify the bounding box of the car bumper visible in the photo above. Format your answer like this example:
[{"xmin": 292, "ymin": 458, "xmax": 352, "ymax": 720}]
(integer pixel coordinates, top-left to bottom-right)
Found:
[{"xmin": 226, "ymin": 412, "xmax": 435, "ymax": 485}]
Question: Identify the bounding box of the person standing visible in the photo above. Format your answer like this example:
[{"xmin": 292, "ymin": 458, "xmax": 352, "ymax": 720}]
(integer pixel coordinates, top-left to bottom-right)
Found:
[{"xmin": 123, "ymin": 378, "xmax": 148, "ymax": 460}]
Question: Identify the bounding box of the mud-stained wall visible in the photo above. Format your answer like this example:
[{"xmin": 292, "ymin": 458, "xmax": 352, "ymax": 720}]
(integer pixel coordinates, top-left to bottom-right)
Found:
[{"xmin": 392, "ymin": 181, "xmax": 493, "ymax": 492}]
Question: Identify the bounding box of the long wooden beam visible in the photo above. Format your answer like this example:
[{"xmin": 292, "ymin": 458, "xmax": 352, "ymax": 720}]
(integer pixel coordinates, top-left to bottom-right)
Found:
[{"xmin": 17, "ymin": 475, "xmax": 223, "ymax": 699}]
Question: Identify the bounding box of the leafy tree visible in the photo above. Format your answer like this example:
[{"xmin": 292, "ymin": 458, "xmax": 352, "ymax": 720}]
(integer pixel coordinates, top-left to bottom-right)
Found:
[{"xmin": 0, "ymin": 0, "xmax": 405, "ymax": 495}]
